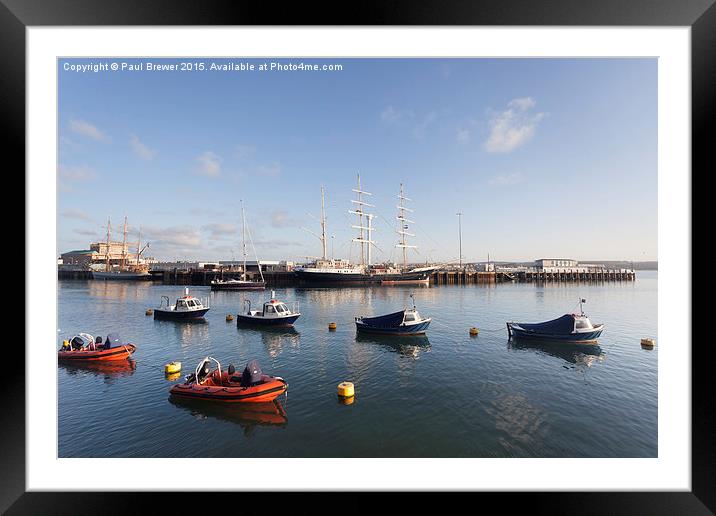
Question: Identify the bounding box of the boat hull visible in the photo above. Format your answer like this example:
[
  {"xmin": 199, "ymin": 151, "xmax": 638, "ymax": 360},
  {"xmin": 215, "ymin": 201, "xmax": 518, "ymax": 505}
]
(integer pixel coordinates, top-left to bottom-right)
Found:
[
  {"xmin": 92, "ymin": 271, "xmax": 151, "ymax": 280},
  {"xmin": 295, "ymin": 268, "xmax": 434, "ymax": 285},
  {"xmin": 210, "ymin": 282, "xmax": 266, "ymax": 291},
  {"xmin": 170, "ymin": 376, "xmax": 288, "ymax": 403},
  {"xmin": 58, "ymin": 343, "xmax": 137, "ymax": 362},
  {"xmin": 154, "ymin": 308, "xmax": 210, "ymax": 320},
  {"xmin": 355, "ymin": 319, "xmax": 431, "ymax": 335},
  {"xmin": 236, "ymin": 313, "xmax": 300, "ymax": 327},
  {"xmin": 507, "ymin": 323, "xmax": 603, "ymax": 343}
]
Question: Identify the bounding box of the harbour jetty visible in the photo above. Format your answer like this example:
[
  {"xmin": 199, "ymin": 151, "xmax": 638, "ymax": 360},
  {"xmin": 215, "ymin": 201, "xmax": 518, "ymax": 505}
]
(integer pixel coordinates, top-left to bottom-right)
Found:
[{"xmin": 59, "ymin": 258, "xmax": 638, "ymax": 285}]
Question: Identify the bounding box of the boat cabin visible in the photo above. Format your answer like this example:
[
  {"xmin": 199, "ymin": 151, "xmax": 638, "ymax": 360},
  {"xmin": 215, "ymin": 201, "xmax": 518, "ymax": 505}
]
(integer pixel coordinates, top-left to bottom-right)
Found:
[
  {"xmin": 159, "ymin": 288, "xmax": 209, "ymax": 312},
  {"xmin": 246, "ymin": 299, "xmax": 296, "ymax": 318}
]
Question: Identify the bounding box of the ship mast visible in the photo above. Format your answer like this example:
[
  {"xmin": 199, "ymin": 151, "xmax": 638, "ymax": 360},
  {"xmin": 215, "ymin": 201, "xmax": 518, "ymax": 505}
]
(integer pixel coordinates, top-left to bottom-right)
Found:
[
  {"xmin": 121, "ymin": 216, "xmax": 128, "ymax": 269},
  {"xmin": 350, "ymin": 174, "xmax": 375, "ymax": 268},
  {"xmin": 136, "ymin": 226, "xmax": 142, "ymax": 266},
  {"xmin": 105, "ymin": 217, "xmax": 112, "ymax": 272},
  {"xmin": 241, "ymin": 200, "xmax": 247, "ymax": 281},
  {"xmin": 395, "ymin": 183, "xmax": 417, "ymax": 270},
  {"xmin": 320, "ymin": 185, "xmax": 328, "ymax": 260}
]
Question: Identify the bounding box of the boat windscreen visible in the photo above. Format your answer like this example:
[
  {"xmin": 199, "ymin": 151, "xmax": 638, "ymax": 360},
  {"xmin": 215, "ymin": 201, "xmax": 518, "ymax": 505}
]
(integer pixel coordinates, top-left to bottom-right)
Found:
[{"xmin": 105, "ymin": 333, "xmax": 122, "ymax": 348}]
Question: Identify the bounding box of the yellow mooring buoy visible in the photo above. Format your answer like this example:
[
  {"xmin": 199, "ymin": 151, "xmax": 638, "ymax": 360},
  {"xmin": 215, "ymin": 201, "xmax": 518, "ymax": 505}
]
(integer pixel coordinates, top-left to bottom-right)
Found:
[
  {"xmin": 145, "ymin": 309, "xmax": 153, "ymax": 316},
  {"xmin": 337, "ymin": 381, "xmax": 355, "ymax": 399},
  {"xmin": 226, "ymin": 314, "xmax": 234, "ymax": 322},
  {"xmin": 328, "ymin": 322, "xmax": 337, "ymax": 331},
  {"xmin": 165, "ymin": 361, "xmax": 182, "ymax": 374},
  {"xmin": 165, "ymin": 371, "xmax": 181, "ymax": 382},
  {"xmin": 641, "ymin": 338, "xmax": 656, "ymax": 349},
  {"xmin": 469, "ymin": 327, "xmax": 479, "ymax": 336}
]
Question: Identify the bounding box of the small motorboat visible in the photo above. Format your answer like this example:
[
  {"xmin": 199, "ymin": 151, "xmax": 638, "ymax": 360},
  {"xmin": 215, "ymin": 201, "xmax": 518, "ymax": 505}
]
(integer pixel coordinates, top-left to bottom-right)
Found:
[
  {"xmin": 154, "ymin": 288, "xmax": 210, "ymax": 320},
  {"xmin": 169, "ymin": 357, "xmax": 288, "ymax": 403},
  {"xmin": 58, "ymin": 332, "xmax": 137, "ymax": 362},
  {"xmin": 235, "ymin": 291, "xmax": 300, "ymax": 327},
  {"xmin": 355, "ymin": 294, "xmax": 431, "ymax": 335},
  {"xmin": 506, "ymin": 298, "xmax": 604, "ymax": 343}
]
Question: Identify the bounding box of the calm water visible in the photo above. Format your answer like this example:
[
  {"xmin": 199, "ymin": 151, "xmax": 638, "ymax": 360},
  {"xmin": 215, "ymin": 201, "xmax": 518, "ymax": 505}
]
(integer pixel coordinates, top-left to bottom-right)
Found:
[{"xmin": 58, "ymin": 272, "xmax": 657, "ymax": 458}]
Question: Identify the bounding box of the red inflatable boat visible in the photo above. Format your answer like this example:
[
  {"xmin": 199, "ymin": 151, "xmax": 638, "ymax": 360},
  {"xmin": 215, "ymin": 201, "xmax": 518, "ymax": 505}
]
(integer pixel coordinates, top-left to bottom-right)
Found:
[
  {"xmin": 58, "ymin": 332, "xmax": 136, "ymax": 362},
  {"xmin": 170, "ymin": 357, "xmax": 288, "ymax": 403}
]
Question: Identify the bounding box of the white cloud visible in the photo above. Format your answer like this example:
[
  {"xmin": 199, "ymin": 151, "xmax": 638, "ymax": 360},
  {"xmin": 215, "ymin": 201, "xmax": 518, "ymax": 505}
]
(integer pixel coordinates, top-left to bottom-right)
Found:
[
  {"xmin": 58, "ymin": 165, "xmax": 94, "ymax": 182},
  {"xmin": 484, "ymin": 97, "xmax": 546, "ymax": 153},
  {"xmin": 456, "ymin": 128, "xmax": 471, "ymax": 144},
  {"xmin": 141, "ymin": 225, "xmax": 202, "ymax": 250},
  {"xmin": 61, "ymin": 208, "xmax": 94, "ymax": 221},
  {"xmin": 380, "ymin": 105, "xmax": 415, "ymax": 124},
  {"xmin": 257, "ymin": 162, "xmax": 281, "ymax": 177},
  {"xmin": 68, "ymin": 118, "xmax": 109, "ymax": 142},
  {"xmin": 235, "ymin": 144, "xmax": 256, "ymax": 159},
  {"xmin": 196, "ymin": 151, "xmax": 221, "ymax": 177},
  {"xmin": 412, "ymin": 111, "xmax": 438, "ymax": 139},
  {"xmin": 489, "ymin": 172, "xmax": 524, "ymax": 186},
  {"xmin": 130, "ymin": 134, "xmax": 156, "ymax": 160},
  {"xmin": 74, "ymin": 228, "xmax": 99, "ymax": 236},
  {"xmin": 270, "ymin": 210, "xmax": 299, "ymax": 228},
  {"xmin": 202, "ymin": 223, "xmax": 237, "ymax": 239}
]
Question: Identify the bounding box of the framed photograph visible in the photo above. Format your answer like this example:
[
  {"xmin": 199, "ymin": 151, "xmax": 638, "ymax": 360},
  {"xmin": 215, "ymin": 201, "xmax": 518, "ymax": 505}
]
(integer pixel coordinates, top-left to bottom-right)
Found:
[{"xmin": 9, "ymin": 0, "xmax": 707, "ymax": 512}]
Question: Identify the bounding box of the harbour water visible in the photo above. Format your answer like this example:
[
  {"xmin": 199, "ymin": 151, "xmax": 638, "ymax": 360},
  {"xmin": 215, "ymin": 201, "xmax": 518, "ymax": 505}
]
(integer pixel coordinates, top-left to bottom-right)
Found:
[{"xmin": 58, "ymin": 272, "xmax": 657, "ymax": 458}]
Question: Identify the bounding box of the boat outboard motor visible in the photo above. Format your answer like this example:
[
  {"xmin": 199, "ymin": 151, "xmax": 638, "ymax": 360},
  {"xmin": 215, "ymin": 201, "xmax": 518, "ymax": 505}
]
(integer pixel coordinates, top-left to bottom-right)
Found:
[{"xmin": 241, "ymin": 360, "xmax": 263, "ymax": 387}]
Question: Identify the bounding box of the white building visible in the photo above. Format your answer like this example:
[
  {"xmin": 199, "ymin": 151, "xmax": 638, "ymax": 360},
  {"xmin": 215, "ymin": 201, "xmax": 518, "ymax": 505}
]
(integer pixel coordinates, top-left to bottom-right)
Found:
[{"xmin": 534, "ymin": 258, "xmax": 605, "ymax": 273}]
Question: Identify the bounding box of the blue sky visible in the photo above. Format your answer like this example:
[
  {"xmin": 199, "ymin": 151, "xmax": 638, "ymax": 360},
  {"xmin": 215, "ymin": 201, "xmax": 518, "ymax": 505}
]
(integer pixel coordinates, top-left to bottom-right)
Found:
[{"xmin": 58, "ymin": 58, "xmax": 657, "ymax": 263}]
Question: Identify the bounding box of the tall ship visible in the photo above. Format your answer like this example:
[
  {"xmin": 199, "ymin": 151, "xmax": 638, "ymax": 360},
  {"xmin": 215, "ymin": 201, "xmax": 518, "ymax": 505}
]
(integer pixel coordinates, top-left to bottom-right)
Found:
[
  {"xmin": 211, "ymin": 201, "xmax": 266, "ymax": 291},
  {"xmin": 92, "ymin": 217, "xmax": 151, "ymax": 280},
  {"xmin": 294, "ymin": 177, "xmax": 439, "ymax": 285}
]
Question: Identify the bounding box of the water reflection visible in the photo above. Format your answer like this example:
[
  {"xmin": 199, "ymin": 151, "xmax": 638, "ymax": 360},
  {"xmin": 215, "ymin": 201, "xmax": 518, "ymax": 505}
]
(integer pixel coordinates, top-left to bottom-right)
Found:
[
  {"xmin": 59, "ymin": 359, "xmax": 137, "ymax": 380},
  {"xmin": 508, "ymin": 338, "xmax": 605, "ymax": 367},
  {"xmin": 153, "ymin": 318, "xmax": 210, "ymax": 348},
  {"xmin": 169, "ymin": 397, "xmax": 288, "ymax": 437},
  {"xmin": 237, "ymin": 327, "xmax": 301, "ymax": 358},
  {"xmin": 355, "ymin": 332, "xmax": 431, "ymax": 359}
]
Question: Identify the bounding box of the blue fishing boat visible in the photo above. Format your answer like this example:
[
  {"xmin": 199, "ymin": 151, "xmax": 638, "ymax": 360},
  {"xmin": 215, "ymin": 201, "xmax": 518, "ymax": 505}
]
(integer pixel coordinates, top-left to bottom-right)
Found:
[
  {"xmin": 506, "ymin": 299, "xmax": 604, "ymax": 343},
  {"xmin": 355, "ymin": 295, "xmax": 431, "ymax": 335}
]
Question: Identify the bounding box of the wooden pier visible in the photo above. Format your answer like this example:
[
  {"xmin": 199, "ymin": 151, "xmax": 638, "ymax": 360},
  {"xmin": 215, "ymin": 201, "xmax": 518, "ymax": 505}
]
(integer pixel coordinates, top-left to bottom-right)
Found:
[{"xmin": 509, "ymin": 269, "xmax": 635, "ymax": 282}]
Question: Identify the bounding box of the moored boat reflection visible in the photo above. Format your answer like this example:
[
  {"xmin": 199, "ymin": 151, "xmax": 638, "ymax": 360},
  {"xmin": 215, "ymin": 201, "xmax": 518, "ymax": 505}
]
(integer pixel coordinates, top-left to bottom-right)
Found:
[
  {"xmin": 355, "ymin": 332, "xmax": 431, "ymax": 358},
  {"xmin": 169, "ymin": 397, "xmax": 288, "ymax": 436},
  {"xmin": 507, "ymin": 338, "xmax": 605, "ymax": 367},
  {"xmin": 237, "ymin": 326, "xmax": 301, "ymax": 357},
  {"xmin": 59, "ymin": 358, "xmax": 137, "ymax": 379}
]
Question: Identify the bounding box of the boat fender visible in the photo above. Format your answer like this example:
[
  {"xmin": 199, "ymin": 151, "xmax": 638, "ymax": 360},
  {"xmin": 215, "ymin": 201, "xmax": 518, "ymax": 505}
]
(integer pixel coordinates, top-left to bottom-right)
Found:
[{"xmin": 337, "ymin": 381, "xmax": 355, "ymax": 398}]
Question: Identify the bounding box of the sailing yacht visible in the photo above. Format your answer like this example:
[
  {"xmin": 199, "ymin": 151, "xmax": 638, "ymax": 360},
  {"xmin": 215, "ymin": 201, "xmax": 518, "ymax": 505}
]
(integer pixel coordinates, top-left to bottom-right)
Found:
[
  {"xmin": 210, "ymin": 201, "xmax": 266, "ymax": 291},
  {"xmin": 92, "ymin": 217, "xmax": 151, "ymax": 280},
  {"xmin": 294, "ymin": 178, "xmax": 438, "ymax": 285}
]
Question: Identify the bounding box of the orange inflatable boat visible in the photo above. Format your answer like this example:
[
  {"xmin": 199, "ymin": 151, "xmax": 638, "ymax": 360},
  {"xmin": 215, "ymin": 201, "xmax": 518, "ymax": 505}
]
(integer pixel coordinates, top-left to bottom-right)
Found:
[
  {"xmin": 58, "ymin": 332, "xmax": 136, "ymax": 362},
  {"xmin": 170, "ymin": 357, "xmax": 288, "ymax": 403}
]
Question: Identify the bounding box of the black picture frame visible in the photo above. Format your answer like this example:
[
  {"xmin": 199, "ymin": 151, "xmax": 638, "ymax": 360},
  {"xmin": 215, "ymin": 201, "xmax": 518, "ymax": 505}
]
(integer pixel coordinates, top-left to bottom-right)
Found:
[{"xmin": 6, "ymin": 0, "xmax": 706, "ymax": 513}]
